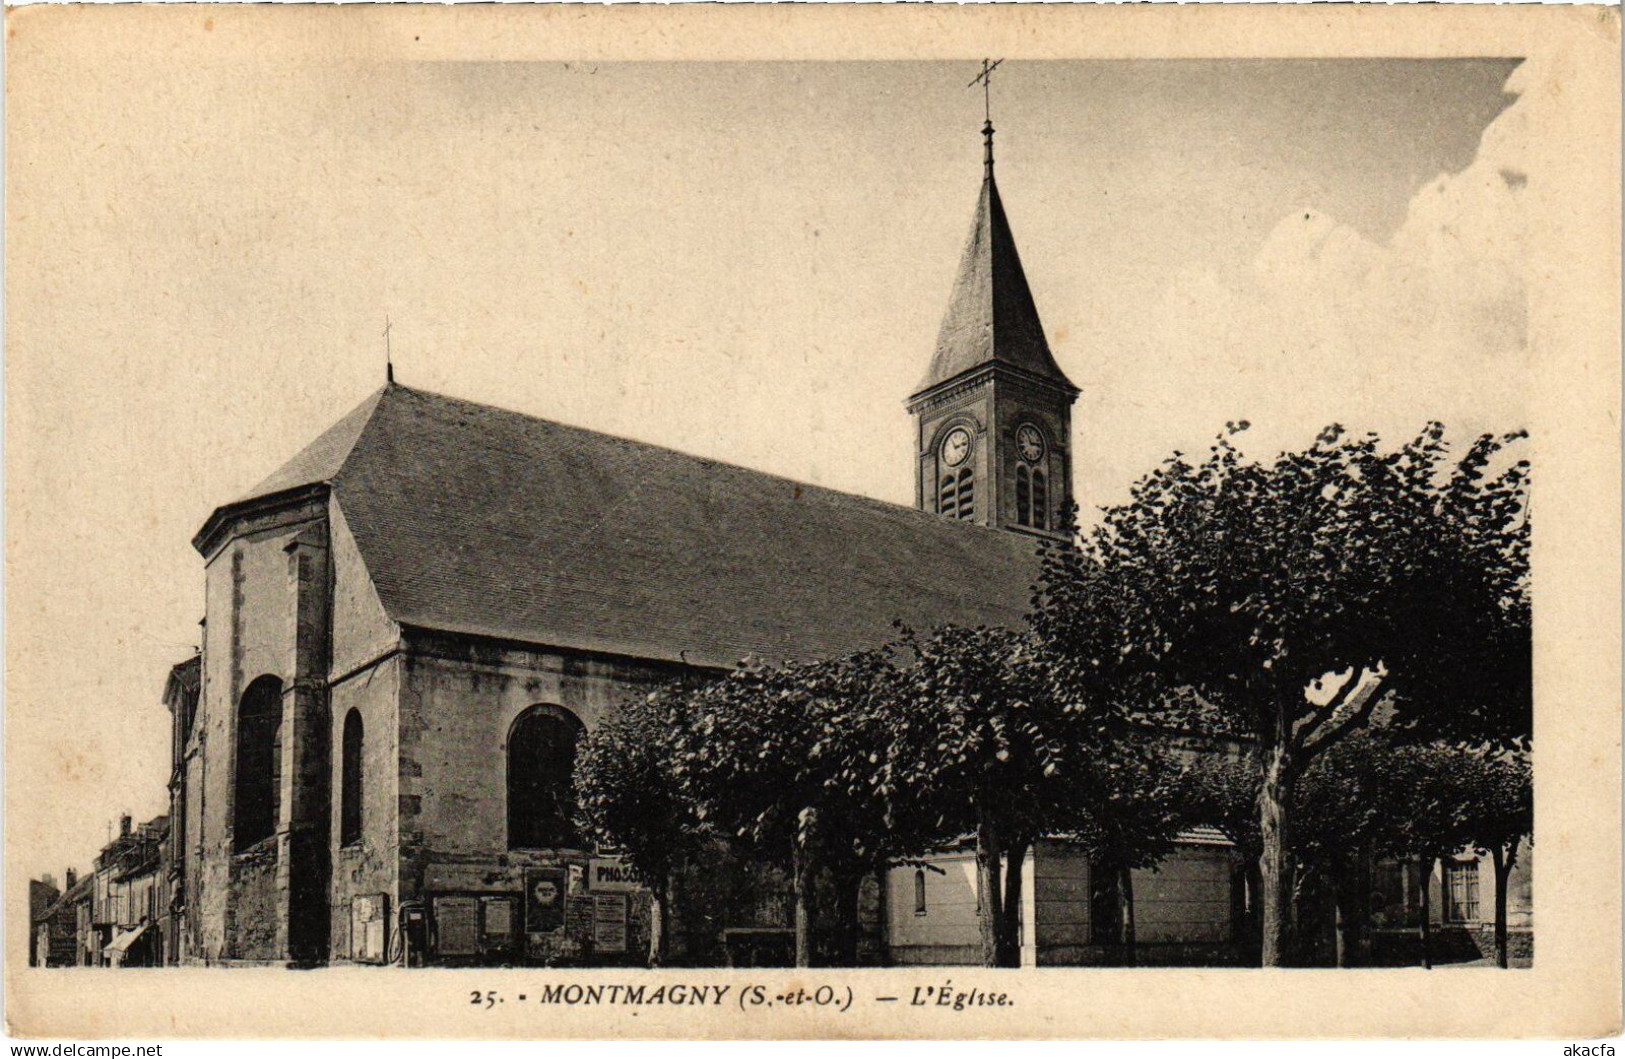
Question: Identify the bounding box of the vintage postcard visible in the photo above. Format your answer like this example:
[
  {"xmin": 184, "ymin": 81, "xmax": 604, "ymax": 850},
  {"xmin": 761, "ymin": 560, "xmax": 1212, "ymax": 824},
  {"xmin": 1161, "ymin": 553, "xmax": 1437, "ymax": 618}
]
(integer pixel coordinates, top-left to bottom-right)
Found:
[{"xmin": 5, "ymin": 2, "xmax": 1620, "ymax": 1041}]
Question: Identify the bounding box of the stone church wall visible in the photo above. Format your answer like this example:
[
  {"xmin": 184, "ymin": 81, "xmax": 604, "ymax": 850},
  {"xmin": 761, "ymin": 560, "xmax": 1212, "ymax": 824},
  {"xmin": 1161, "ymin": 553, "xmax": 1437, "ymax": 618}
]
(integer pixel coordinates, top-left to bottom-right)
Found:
[
  {"xmin": 395, "ymin": 632, "xmax": 680, "ymax": 964},
  {"xmin": 328, "ymin": 657, "xmax": 400, "ymax": 962},
  {"xmin": 325, "ymin": 500, "xmax": 402, "ymax": 963},
  {"xmin": 193, "ymin": 496, "xmax": 327, "ymax": 963},
  {"xmin": 228, "ymin": 841, "xmax": 280, "ymax": 960}
]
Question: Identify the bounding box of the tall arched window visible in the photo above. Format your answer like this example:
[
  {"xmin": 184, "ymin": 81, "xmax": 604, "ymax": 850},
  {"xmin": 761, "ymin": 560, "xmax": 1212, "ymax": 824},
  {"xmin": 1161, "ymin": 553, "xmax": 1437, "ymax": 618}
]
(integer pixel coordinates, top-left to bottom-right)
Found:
[
  {"xmin": 938, "ymin": 474, "xmax": 958, "ymax": 518},
  {"xmin": 1016, "ymin": 465, "xmax": 1032, "ymax": 526},
  {"xmin": 955, "ymin": 468, "xmax": 975, "ymax": 520},
  {"xmin": 507, "ymin": 706, "xmax": 585, "ymax": 850},
  {"xmin": 1031, "ymin": 470, "xmax": 1048, "ymax": 531},
  {"xmin": 340, "ymin": 709, "xmax": 363, "ymax": 847},
  {"xmin": 234, "ymin": 676, "xmax": 283, "ymax": 852},
  {"xmin": 914, "ymin": 868, "xmax": 928, "ymax": 916}
]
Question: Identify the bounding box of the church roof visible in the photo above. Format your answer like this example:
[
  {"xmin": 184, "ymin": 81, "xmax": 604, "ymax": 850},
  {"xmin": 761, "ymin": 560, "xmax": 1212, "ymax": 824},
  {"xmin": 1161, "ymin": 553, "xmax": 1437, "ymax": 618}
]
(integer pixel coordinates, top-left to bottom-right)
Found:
[
  {"xmin": 915, "ymin": 169, "xmax": 1078, "ymax": 398},
  {"xmin": 200, "ymin": 384, "xmax": 1044, "ymax": 670}
]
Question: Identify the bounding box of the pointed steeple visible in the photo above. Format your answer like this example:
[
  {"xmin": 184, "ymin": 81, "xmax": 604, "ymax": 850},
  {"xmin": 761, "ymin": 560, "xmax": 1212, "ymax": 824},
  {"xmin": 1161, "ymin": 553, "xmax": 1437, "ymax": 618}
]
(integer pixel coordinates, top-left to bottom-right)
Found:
[
  {"xmin": 906, "ymin": 106, "xmax": 1080, "ymax": 538},
  {"xmin": 913, "ymin": 125, "xmax": 1077, "ymax": 398}
]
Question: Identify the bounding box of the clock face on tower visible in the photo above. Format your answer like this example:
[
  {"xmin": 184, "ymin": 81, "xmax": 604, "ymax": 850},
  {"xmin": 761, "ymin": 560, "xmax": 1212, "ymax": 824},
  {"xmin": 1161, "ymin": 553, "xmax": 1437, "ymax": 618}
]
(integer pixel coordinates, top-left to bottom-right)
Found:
[
  {"xmin": 941, "ymin": 427, "xmax": 973, "ymax": 467},
  {"xmin": 1016, "ymin": 424, "xmax": 1046, "ymax": 464}
]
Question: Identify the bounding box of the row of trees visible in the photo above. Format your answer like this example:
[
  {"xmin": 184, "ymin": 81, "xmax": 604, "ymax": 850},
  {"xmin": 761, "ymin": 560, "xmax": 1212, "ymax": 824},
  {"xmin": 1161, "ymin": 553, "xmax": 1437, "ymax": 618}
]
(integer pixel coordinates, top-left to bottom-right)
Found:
[
  {"xmin": 576, "ymin": 629, "xmax": 1189, "ymax": 968},
  {"xmin": 1183, "ymin": 734, "xmax": 1532, "ymax": 967},
  {"xmin": 576, "ymin": 423, "xmax": 1532, "ymax": 969}
]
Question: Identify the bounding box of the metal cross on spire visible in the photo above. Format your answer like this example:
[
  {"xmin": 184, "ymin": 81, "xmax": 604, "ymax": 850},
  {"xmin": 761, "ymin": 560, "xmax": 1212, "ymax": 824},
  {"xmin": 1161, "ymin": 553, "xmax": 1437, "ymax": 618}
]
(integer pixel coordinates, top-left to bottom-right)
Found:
[
  {"xmin": 968, "ymin": 58, "xmax": 1004, "ymax": 172},
  {"xmin": 968, "ymin": 58, "xmax": 1003, "ymax": 123}
]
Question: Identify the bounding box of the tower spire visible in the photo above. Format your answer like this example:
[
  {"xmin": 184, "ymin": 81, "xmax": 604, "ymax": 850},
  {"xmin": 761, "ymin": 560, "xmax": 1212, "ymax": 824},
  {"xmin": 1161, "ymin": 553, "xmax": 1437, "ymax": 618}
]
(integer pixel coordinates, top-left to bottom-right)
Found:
[{"xmin": 907, "ymin": 59, "xmax": 1078, "ymax": 538}]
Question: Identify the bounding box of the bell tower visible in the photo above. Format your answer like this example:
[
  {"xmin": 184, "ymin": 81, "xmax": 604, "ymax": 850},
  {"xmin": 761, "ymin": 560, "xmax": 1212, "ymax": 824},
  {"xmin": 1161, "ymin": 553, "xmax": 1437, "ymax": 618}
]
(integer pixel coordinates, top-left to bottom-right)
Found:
[{"xmin": 908, "ymin": 114, "xmax": 1079, "ymax": 538}]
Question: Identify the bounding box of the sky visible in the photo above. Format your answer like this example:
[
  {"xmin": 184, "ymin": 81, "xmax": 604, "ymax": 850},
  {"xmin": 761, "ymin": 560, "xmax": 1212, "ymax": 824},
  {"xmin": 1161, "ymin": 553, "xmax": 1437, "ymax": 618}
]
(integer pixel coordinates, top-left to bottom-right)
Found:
[{"xmin": 8, "ymin": 55, "xmax": 1532, "ymax": 882}]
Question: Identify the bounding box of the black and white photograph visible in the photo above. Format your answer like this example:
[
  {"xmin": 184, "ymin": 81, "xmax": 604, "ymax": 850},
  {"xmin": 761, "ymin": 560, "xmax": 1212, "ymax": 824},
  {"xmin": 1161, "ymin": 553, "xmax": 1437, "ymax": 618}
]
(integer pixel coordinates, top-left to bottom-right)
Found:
[{"xmin": 5, "ymin": 3, "xmax": 1619, "ymax": 1041}]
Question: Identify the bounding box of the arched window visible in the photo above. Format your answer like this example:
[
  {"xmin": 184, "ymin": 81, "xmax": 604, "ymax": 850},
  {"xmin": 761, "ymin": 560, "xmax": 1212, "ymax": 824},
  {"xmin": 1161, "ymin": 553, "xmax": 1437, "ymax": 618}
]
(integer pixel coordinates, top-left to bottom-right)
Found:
[
  {"xmin": 340, "ymin": 709, "xmax": 363, "ymax": 847},
  {"xmin": 1031, "ymin": 470, "xmax": 1048, "ymax": 531},
  {"xmin": 234, "ymin": 676, "xmax": 282, "ymax": 852},
  {"xmin": 955, "ymin": 468, "xmax": 975, "ymax": 520},
  {"xmin": 1015, "ymin": 465, "xmax": 1032, "ymax": 527},
  {"xmin": 938, "ymin": 474, "xmax": 958, "ymax": 518},
  {"xmin": 914, "ymin": 869, "xmax": 928, "ymax": 916},
  {"xmin": 507, "ymin": 706, "xmax": 585, "ymax": 850}
]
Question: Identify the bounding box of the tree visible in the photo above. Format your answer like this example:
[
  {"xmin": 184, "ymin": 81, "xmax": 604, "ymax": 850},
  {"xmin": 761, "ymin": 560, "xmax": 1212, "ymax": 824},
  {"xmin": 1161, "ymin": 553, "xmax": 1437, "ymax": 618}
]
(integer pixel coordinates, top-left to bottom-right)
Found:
[
  {"xmin": 668, "ymin": 650, "xmax": 901, "ymax": 968},
  {"xmin": 1063, "ymin": 734, "xmax": 1190, "ymax": 966},
  {"xmin": 1178, "ymin": 749, "xmax": 1265, "ymax": 958},
  {"xmin": 1181, "ymin": 734, "xmax": 1387, "ymax": 966},
  {"xmin": 1034, "ymin": 424, "xmax": 1531, "ymax": 966},
  {"xmin": 885, "ymin": 626, "xmax": 1068, "ymax": 966},
  {"xmin": 885, "ymin": 624, "xmax": 1145, "ymax": 967},
  {"xmin": 575, "ymin": 682, "xmax": 706, "ymax": 966},
  {"xmin": 1290, "ymin": 731, "xmax": 1394, "ymax": 966},
  {"xmin": 1457, "ymin": 751, "xmax": 1533, "ymax": 968},
  {"xmin": 1373, "ymin": 743, "xmax": 1476, "ymax": 969}
]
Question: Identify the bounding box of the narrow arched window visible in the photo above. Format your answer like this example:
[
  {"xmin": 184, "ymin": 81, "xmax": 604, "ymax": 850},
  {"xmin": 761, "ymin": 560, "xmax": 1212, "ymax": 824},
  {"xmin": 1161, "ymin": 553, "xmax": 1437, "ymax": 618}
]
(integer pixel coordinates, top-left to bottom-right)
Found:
[
  {"xmin": 1032, "ymin": 470, "xmax": 1048, "ymax": 531},
  {"xmin": 1016, "ymin": 465, "xmax": 1032, "ymax": 526},
  {"xmin": 956, "ymin": 469, "xmax": 975, "ymax": 520},
  {"xmin": 507, "ymin": 706, "xmax": 585, "ymax": 850},
  {"xmin": 340, "ymin": 709, "xmax": 363, "ymax": 847},
  {"xmin": 234, "ymin": 676, "xmax": 282, "ymax": 852},
  {"xmin": 914, "ymin": 869, "xmax": 928, "ymax": 916},
  {"xmin": 938, "ymin": 474, "xmax": 958, "ymax": 518}
]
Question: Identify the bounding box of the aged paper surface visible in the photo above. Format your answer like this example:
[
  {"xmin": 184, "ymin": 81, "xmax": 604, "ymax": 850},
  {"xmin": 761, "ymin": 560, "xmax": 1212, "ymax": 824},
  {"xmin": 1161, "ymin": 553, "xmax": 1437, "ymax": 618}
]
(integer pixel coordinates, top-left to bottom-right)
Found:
[{"xmin": 5, "ymin": 2, "xmax": 1620, "ymax": 1040}]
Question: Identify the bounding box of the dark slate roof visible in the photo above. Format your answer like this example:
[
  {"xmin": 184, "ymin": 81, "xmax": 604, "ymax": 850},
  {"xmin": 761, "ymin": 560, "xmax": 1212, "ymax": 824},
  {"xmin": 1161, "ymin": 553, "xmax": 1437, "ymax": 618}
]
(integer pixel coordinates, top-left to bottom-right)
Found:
[
  {"xmin": 47, "ymin": 875, "xmax": 94, "ymax": 919},
  {"xmin": 243, "ymin": 388, "xmax": 383, "ymax": 500},
  {"xmin": 202, "ymin": 384, "xmax": 1044, "ymax": 669},
  {"xmin": 915, "ymin": 170, "xmax": 1078, "ymax": 397}
]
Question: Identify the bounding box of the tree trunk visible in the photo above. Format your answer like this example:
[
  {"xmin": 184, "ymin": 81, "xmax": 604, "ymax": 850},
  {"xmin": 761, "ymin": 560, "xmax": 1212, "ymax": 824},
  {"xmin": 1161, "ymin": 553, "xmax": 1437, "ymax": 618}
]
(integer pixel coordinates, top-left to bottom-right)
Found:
[
  {"xmin": 647, "ymin": 872, "xmax": 670, "ymax": 968},
  {"xmin": 1333, "ymin": 851, "xmax": 1368, "ymax": 969},
  {"xmin": 1491, "ymin": 844, "xmax": 1511, "ymax": 969},
  {"xmin": 793, "ymin": 808, "xmax": 818, "ymax": 968},
  {"xmin": 1258, "ymin": 740, "xmax": 1296, "ymax": 967},
  {"xmin": 874, "ymin": 868, "xmax": 891, "ymax": 967},
  {"xmin": 833, "ymin": 868, "xmax": 863, "ymax": 967},
  {"xmin": 1418, "ymin": 855, "xmax": 1434, "ymax": 970},
  {"xmin": 974, "ymin": 790, "xmax": 1003, "ymax": 968},
  {"xmin": 1119, "ymin": 866, "xmax": 1137, "ymax": 968},
  {"xmin": 999, "ymin": 838, "xmax": 1029, "ymax": 968},
  {"xmin": 1334, "ymin": 883, "xmax": 1349, "ymax": 969},
  {"xmin": 1243, "ymin": 860, "xmax": 1264, "ymax": 960}
]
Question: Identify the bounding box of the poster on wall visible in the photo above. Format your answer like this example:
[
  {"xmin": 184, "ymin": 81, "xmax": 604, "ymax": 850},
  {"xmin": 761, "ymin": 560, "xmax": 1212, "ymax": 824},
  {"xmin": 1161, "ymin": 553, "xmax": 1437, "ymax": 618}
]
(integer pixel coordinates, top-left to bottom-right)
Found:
[
  {"xmin": 592, "ymin": 893, "xmax": 628, "ymax": 955},
  {"xmin": 524, "ymin": 868, "xmax": 566, "ymax": 935},
  {"xmin": 348, "ymin": 893, "xmax": 388, "ymax": 964},
  {"xmin": 589, "ymin": 857, "xmax": 643, "ymax": 894},
  {"xmin": 481, "ymin": 895, "xmax": 515, "ymax": 951},
  {"xmin": 433, "ymin": 895, "xmax": 478, "ymax": 957}
]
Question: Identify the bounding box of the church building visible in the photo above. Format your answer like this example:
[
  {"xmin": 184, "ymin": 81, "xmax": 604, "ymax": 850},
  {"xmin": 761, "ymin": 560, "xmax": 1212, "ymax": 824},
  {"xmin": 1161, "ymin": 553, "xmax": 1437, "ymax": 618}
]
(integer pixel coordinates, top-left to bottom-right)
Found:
[{"xmin": 170, "ymin": 118, "xmax": 1255, "ymax": 968}]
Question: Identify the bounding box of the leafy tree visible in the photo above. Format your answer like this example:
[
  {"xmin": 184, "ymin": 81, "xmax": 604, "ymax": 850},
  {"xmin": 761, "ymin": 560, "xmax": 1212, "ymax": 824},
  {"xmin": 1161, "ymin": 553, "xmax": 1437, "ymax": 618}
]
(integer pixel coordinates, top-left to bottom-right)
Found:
[
  {"xmin": 668, "ymin": 650, "xmax": 901, "ymax": 967},
  {"xmin": 1181, "ymin": 736, "xmax": 1386, "ymax": 966},
  {"xmin": 575, "ymin": 682, "xmax": 707, "ymax": 966},
  {"xmin": 1062, "ymin": 735, "xmax": 1191, "ymax": 965},
  {"xmin": 885, "ymin": 624, "xmax": 1148, "ymax": 967},
  {"xmin": 1457, "ymin": 751, "xmax": 1533, "ymax": 968},
  {"xmin": 1180, "ymin": 750, "xmax": 1262, "ymax": 861},
  {"xmin": 1290, "ymin": 731, "xmax": 1397, "ymax": 966},
  {"xmin": 1373, "ymin": 743, "xmax": 1476, "ymax": 969},
  {"xmin": 884, "ymin": 626, "xmax": 1067, "ymax": 966},
  {"xmin": 1035, "ymin": 424, "xmax": 1530, "ymax": 965}
]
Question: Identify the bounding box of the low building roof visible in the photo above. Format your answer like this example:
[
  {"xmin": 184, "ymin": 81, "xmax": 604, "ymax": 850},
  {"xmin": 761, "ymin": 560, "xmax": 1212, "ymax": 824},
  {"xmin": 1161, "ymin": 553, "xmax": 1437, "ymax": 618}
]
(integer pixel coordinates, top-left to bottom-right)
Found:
[{"xmin": 197, "ymin": 384, "xmax": 1044, "ymax": 669}]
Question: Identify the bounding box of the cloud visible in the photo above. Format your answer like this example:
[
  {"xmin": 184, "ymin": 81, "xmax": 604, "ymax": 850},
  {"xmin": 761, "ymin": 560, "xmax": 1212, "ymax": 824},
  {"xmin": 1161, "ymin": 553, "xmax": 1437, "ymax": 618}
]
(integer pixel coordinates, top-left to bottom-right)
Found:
[{"xmin": 1092, "ymin": 60, "xmax": 1534, "ymax": 504}]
